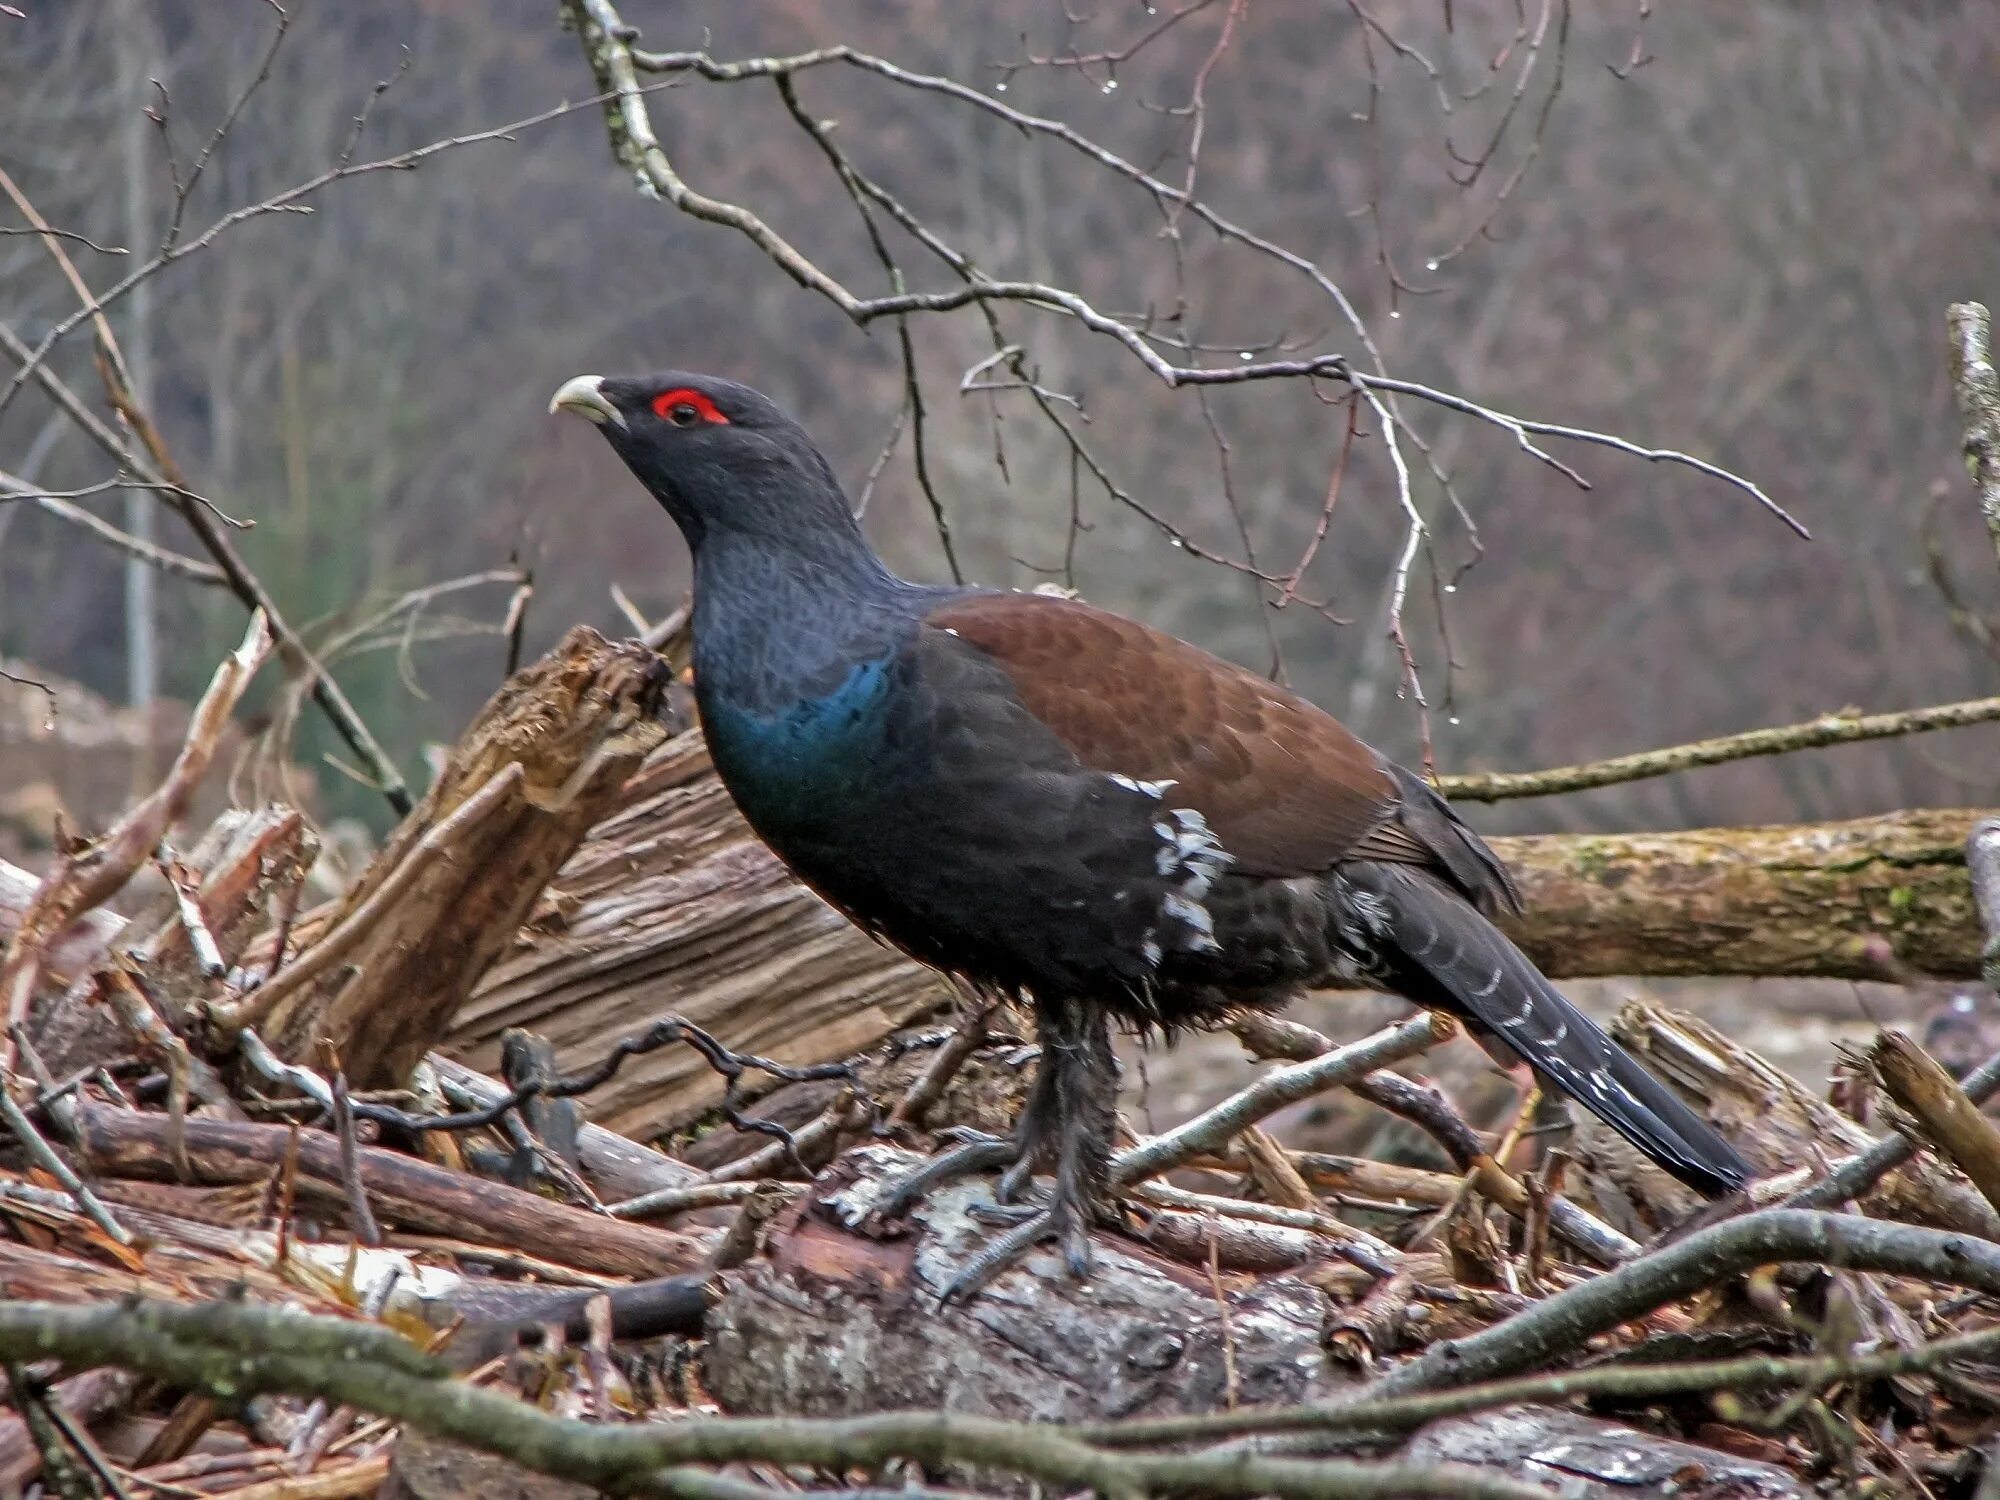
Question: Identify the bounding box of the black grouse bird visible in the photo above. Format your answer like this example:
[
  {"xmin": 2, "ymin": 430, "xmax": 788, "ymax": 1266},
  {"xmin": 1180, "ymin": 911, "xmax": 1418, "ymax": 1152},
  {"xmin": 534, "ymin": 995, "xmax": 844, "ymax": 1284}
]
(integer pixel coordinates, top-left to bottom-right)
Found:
[{"xmin": 551, "ymin": 371, "xmax": 1751, "ymax": 1298}]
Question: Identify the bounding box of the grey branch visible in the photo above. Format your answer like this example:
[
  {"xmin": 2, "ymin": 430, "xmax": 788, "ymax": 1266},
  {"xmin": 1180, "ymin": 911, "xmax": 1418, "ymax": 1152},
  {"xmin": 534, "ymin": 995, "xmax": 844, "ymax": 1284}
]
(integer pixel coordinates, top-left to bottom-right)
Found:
[
  {"xmin": 1371, "ymin": 1208, "xmax": 2000, "ymax": 1396},
  {"xmin": 0, "ymin": 1298, "xmax": 1555, "ymax": 1500},
  {"xmin": 1437, "ymin": 692, "xmax": 2000, "ymax": 802},
  {"xmin": 1111, "ymin": 1014, "xmax": 1449, "ymax": 1187},
  {"xmin": 1948, "ymin": 302, "xmax": 2000, "ymax": 569},
  {"xmin": 562, "ymin": 0, "xmax": 1799, "ymax": 540}
]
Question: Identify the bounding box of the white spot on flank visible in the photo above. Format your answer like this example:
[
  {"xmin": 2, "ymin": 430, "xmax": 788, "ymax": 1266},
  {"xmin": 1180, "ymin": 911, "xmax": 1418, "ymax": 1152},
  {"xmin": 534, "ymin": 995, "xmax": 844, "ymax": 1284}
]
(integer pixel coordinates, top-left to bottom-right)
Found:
[{"xmin": 1137, "ymin": 803, "xmax": 1233, "ymax": 967}]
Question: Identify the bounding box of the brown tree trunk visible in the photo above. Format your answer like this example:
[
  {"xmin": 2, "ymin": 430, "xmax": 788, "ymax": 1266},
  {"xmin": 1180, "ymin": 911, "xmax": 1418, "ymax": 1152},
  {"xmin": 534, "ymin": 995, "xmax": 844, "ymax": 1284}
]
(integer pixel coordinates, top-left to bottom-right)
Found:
[{"xmin": 1491, "ymin": 807, "xmax": 1978, "ymax": 979}]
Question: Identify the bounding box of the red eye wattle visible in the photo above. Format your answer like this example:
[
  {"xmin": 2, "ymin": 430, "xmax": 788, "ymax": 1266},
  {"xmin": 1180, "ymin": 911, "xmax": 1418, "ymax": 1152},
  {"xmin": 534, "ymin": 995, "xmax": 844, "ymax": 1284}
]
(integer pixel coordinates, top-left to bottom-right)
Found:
[{"xmin": 651, "ymin": 388, "xmax": 729, "ymax": 426}]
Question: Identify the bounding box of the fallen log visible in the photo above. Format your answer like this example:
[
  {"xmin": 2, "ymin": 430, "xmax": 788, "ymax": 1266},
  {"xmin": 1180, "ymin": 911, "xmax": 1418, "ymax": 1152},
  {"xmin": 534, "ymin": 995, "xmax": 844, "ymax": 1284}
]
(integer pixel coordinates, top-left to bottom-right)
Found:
[
  {"xmin": 449, "ymin": 724, "xmax": 1986, "ymax": 1140},
  {"xmin": 1493, "ymin": 808, "xmax": 1980, "ymax": 980}
]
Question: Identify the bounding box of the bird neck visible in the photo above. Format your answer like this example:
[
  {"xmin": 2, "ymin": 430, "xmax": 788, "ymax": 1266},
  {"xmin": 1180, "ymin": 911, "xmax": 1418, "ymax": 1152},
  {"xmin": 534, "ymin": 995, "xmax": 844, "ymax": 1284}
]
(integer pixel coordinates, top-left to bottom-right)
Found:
[{"xmin": 689, "ymin": 524, "xmax": 916, "ymax": 716}]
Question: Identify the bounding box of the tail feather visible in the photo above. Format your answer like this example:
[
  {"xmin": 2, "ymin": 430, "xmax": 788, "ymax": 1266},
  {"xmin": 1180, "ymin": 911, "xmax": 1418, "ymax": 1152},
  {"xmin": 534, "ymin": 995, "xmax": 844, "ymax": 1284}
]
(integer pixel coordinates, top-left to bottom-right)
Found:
[{"xmin": 1347, "ymin": 861, "xmax": 1750, "ymax": 1198}]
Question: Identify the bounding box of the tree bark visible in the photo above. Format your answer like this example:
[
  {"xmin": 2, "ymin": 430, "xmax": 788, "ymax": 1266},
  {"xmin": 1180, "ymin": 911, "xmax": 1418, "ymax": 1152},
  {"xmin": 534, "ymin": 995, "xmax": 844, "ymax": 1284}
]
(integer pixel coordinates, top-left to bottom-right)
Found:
[
  {"xmin": 1490, "ymin": 807, "xmax": 1979, "ymax": 979},
  {"xmin": 705, "ymin": 1144, "xmax": 1345, "ymax": 1421}
]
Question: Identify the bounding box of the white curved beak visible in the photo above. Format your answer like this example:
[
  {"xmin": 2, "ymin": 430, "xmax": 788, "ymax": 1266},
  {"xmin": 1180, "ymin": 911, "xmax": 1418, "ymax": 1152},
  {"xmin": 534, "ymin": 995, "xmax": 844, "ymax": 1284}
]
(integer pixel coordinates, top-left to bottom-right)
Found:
[{"xmin": 549, "ymin": 375, "xmax": 625, "ymax": 431}]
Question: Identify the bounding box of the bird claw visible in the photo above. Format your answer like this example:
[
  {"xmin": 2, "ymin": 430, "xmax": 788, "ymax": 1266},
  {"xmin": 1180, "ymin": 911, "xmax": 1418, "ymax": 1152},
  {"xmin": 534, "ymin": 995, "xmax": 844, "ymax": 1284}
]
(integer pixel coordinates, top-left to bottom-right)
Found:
[
  {"xmin": 940, "ymin": 1197, "xmax": 1093, "ymax": 1304},
  {"xmin": 994, "ymin": 1152, "xmax": 1042, "ymax": 1205},
  {"xmin": 965, "ymin": 1198, "xmax": 1041, "ymax": 1227}
]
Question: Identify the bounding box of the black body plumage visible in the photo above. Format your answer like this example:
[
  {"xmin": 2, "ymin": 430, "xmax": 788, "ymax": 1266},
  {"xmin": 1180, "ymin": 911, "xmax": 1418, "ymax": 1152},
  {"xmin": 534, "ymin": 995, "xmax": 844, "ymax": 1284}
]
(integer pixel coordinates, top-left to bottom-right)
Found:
[{"xmin": 553, "ymin": 370, "xmax": 1752, "ymax": 1296}]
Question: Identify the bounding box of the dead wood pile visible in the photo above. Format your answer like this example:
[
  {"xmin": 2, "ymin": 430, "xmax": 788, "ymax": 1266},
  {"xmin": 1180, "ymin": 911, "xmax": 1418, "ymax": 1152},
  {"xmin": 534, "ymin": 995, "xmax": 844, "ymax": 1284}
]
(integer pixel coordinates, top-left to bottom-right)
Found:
[{"xmin": 0, "ymin": 622, "xmax": 1998, "ymax": 1499}]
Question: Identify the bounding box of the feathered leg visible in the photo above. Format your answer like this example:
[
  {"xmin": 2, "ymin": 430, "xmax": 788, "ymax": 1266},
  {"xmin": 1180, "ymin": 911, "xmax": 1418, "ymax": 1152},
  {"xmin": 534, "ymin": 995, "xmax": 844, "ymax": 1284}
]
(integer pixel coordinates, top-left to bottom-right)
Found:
[
  {"xmin": 874, "ymin": 998, "xmax": 1118, "ymax": 1302},
  {"xmin": 945, "ymin": 998, "xmax": 1115, "ymax": 1301},
  {"xmin": 872, "ymin": 1012, "xmax": 1063, "ymax": 1217}
]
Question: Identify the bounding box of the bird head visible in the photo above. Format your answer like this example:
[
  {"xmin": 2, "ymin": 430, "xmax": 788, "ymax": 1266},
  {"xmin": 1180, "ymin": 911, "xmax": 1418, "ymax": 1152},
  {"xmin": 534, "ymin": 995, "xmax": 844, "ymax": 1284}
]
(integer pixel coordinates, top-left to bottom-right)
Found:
[{"xmin": 549, "ymin": 371, "xmax": 853, "ymax": 552}]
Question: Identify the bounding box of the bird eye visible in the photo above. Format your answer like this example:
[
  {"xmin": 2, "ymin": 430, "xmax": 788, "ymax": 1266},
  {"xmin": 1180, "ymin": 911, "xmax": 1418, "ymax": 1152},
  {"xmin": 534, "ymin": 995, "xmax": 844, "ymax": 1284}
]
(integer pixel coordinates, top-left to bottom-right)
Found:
[{"xmin": 667, "ymin": 402, "xmax": 700, "ymax": 427}]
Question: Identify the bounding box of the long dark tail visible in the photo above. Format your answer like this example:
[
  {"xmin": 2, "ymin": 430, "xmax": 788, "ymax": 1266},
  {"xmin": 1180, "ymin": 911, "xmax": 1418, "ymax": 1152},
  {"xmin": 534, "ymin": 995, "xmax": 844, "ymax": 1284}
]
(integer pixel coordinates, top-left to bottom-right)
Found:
[{"xmin": 1339, "ymin": 861, "xmax": 1751, "ymax": 1198}]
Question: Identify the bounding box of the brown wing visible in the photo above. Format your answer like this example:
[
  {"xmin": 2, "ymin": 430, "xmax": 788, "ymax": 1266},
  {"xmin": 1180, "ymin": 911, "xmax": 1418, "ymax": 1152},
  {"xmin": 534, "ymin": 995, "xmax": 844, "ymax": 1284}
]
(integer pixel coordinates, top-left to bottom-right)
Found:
[{"xmin": 929, "ymin": 591, "xmax": 1420, "ymax": 879}]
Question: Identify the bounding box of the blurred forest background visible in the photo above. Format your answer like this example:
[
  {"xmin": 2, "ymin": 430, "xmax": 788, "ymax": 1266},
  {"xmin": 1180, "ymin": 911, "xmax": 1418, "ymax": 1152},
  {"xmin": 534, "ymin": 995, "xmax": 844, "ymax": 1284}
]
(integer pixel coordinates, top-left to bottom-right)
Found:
[{"xmin": 3, "ymin": 0, "xmax": 1997, "ymax": 848}]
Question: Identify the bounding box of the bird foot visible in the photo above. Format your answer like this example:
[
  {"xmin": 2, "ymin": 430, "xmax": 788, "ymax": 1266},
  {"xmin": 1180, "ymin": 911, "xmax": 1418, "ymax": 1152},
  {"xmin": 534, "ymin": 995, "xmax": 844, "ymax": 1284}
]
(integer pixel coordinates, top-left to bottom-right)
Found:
[{"xmin": 940, "ymin": 1193, "xmax": 1093, "ymax": 1304}]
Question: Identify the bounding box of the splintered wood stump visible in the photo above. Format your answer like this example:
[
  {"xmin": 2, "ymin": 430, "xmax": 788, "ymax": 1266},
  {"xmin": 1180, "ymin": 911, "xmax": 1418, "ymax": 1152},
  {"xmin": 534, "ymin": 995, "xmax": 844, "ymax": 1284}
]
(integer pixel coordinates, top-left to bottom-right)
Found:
[
  {"xmin": 705, "ymin": 1145, "xmax": 1345, "ymax": 1419},
  {"xmin": 1578, "ymin": 1002, "xmax": 2000, "ymax": 1240},
  {"xmin": 251, "ymin": 627, "xmax": 672, "ymax": 1089},
  {"xmin": 445, "ymin": 716, "xmax": 1983, "ymax": 1142},
  {"xmin": 28, "ymin": 806, "xmax": 315, "ymax": 1077}
]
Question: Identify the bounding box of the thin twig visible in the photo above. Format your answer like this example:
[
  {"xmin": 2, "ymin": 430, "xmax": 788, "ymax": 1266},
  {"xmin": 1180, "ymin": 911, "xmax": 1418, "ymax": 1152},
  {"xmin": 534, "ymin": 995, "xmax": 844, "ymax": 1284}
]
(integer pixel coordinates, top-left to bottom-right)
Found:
[
  {"xmin": 1112, "ymin": 1015, "xmax": 1450, "ymax": 1187},
  {"xmin": 0, "ymin": 1087, "xmax": 131, "ymax": 1246},
  {"xmin": 1437, "ymin": 692, "xmax": 2000, "ymax": 802},
  {"xmin": 330, "ymin": 1071, "xmax": 382, "ymax": 1248}
]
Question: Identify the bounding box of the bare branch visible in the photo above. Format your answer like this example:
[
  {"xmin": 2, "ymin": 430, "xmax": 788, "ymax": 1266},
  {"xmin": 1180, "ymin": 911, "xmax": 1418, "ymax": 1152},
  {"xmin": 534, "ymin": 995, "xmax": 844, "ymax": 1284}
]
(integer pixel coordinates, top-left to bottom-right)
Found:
[
  {"xmin": 569, "ymin": 3, "xmax": 1799, "ymax": 545},
  {"xmin": 1111, "ymin": 1014, "xmax": 1450, "ymax": 1187},
  {"xmin": 0, "ymin": 469, "xmax": 227, "ymax": 585},
  {"xmin": 0, "ymin": 1299, "xmax": 1558, "ymax": 1500},
  {"xmin": 1437, "ymin": 692, "xmax": 2000, "ymax": 802}
]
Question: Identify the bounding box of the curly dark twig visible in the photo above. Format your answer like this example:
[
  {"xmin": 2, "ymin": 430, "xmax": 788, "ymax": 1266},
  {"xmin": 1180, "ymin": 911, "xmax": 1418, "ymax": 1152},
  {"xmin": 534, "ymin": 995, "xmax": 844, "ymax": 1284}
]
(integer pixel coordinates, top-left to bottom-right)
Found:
[{"xmin": 351, "ymin": 1016, "xmax": 853, "ymax": 1175}]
